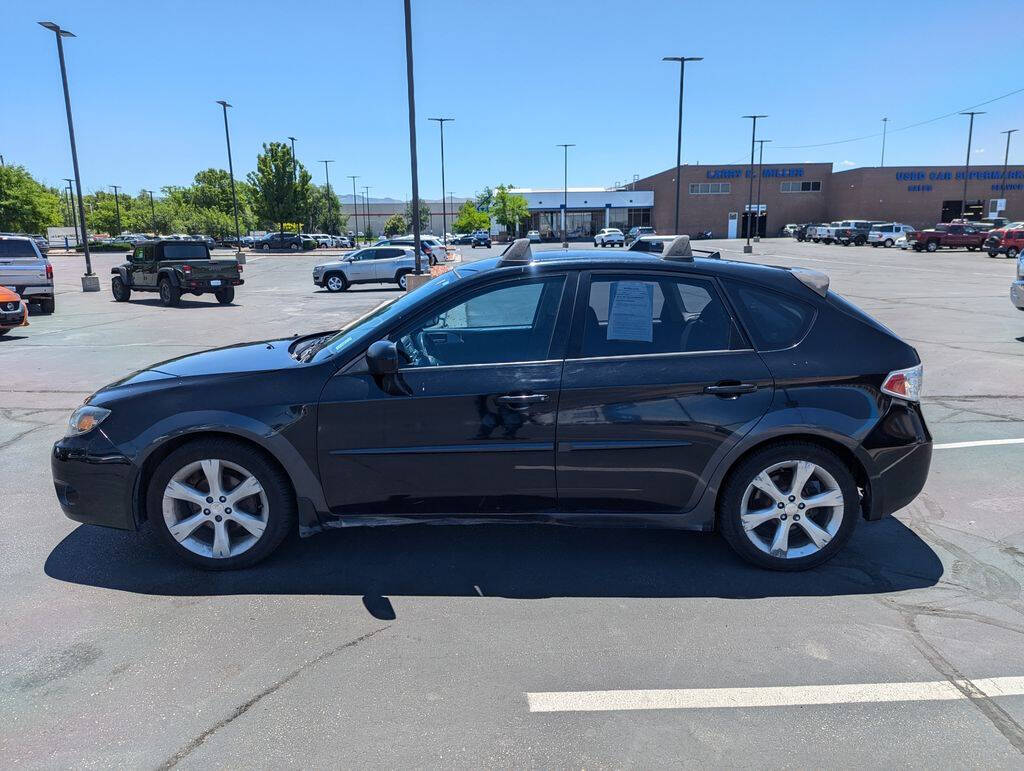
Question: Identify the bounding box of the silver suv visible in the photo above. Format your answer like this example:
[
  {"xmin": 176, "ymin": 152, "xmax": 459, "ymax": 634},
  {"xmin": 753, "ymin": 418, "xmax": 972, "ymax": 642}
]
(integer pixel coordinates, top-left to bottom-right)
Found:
[
  {"xmin": 0, "ymin": 235, "xmax": 55, "ymax": 313},
  {"xmin": 313, "ymin": 246, "xmax": 417, "ymax": 292}
]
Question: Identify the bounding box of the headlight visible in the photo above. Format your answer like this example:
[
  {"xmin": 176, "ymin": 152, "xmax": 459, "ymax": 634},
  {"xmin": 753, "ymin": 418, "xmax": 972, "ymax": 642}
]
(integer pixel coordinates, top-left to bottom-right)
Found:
[{"xmin": 66, "ymin": 405, "xmax": 111, "ymax": 437}]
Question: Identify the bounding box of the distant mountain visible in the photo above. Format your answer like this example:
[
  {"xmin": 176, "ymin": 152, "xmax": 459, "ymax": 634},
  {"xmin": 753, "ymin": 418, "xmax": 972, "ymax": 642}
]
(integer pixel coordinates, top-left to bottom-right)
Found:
[{"xmin": 338, "ymin": 194, "xmax": 404, "ymax": 204}]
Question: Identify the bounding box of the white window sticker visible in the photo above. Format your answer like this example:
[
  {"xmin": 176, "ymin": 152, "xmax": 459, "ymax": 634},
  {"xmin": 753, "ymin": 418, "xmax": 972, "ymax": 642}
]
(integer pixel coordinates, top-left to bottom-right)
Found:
[{"xmin": 606, "ymin": 281, "xmax": 654, "ymax": 342}]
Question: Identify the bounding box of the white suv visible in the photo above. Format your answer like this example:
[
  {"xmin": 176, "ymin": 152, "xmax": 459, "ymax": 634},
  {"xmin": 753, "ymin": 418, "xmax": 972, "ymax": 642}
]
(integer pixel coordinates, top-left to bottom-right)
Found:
[
  {"xmin": 868, "ymin": 223, "xmax": 915, "ymax": 248},
  {"xmin": 594, "ymin": 228, "xmax": 624, "ymax": 247},
  {"xmin": 313, "ymin": 246, "xmax": 418, "ymax": 291}
]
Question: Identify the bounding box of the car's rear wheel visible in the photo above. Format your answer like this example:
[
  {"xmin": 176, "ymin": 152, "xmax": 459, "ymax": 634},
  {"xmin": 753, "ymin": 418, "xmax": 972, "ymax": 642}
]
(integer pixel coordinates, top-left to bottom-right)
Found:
[
  {"xmin": 884, "ymin": 238, "xmax": 894, "ymax": 248},
  {"xmin": 325, "ymin": 273, "xmax": 348, "ymax": 292},
  {"xmin": 396, "ymin": 270, "xmax": 411, "ymax": 290},
  {"xmin": 1007, "ymin": 247, "xmax": 1019, "ymax": 259},
  {"xmin": 926, "ymin": 241, "xmax": 938, "ymax": 252},
  {"xmin": 39, "ymin": 297, "xmax": 55, "ymax": 314},
  {"xmin": 290, "ymin": 243, "xmax": 299, "ymax": 251},
  {"xmin": 214, "ymin": 287, "xmax": 235, "ymax": 304},
  {"xmin": 262, "ymin": 243, "xmax": 270, "ymax": 251},
  {"xmin": 112, "ymin": 276, "xmax": 131, "ymax": 302},
  {"xmin": 147, "ymin": 438, "xmax": 295, "ymax": 570},
  {"xmin": 718, "ymin": 442, "xmax": 858, "ymax": 571},
  {"xmin": 158, "ymin": 278, "xmax": 180, "ymax": 307},
  {"xmin": 988, "ymin": 250, "xmax": 1000, "ymax": 257}
]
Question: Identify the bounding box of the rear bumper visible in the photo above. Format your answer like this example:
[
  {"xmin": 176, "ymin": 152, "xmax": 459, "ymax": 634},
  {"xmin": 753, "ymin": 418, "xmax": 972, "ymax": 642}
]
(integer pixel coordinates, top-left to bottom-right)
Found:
[
  {"xmin": 52, "ymin": 433, "xmax": 138, "ymax": 531},
  {"xmin": 11, "ymin": 285, "xmax": 53, "ymax": 299},
  {"xmin": 863, "ymin": 400, "xmax": 932, "ymax": 520}
]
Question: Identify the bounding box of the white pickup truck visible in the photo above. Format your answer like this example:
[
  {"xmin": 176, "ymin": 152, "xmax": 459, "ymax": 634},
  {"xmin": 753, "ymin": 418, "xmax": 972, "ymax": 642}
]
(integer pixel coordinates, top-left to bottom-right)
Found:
[{"xmin": 0, "ymin": 235, "xmax": 55, "ymax": 313}]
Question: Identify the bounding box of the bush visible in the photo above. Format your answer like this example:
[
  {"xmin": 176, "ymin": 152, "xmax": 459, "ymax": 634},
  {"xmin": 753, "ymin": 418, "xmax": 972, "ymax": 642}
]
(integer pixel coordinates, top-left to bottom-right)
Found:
[{"xmin": 75, "ymin": 241, "xmax": 132, "ymax": 252}]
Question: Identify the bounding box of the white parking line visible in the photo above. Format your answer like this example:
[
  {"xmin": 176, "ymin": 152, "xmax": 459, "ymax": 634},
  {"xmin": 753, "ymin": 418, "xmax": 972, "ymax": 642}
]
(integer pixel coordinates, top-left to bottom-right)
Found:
[
  {"xmin": 933, "ymin": 438, "xmax": 1024, "ymax": 450},
  {"xmin": 526, "ymin": 676, "xmax": 1024, "ymax": 713}
]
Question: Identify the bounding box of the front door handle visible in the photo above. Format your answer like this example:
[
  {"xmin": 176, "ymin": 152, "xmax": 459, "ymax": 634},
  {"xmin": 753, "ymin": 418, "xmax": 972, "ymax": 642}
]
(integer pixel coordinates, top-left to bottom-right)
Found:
[
  {"xmin": 704, "ymin": 382, "xmax": 758, "ymax": 396},
  {"xmin": 496, "ymin": 393, "xmax": 549, "ymax": 409}
]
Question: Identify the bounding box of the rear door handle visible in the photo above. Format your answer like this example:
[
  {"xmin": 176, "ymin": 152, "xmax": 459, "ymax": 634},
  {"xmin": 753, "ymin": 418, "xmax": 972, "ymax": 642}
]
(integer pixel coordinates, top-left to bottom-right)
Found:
[
  {"xmin": 496, "ymin": 393, "xmax": 549, "ymax": 408},
  {"xmin": 704, "ymin": 382, "xmax": 758, "ymax": 396}
]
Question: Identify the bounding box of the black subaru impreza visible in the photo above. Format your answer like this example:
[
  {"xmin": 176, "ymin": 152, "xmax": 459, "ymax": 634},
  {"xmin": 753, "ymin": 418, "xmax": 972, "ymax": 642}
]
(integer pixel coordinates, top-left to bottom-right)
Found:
[{"xmin": 52, "ymin": 238, "xmax": 931, "ymax": 571}]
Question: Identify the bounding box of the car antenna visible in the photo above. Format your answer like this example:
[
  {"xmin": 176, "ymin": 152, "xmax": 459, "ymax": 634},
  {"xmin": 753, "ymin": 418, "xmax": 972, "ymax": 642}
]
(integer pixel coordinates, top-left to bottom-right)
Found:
[{"xmin": 498, "ymin": 238, "xmax": 533, "ymax": 266}]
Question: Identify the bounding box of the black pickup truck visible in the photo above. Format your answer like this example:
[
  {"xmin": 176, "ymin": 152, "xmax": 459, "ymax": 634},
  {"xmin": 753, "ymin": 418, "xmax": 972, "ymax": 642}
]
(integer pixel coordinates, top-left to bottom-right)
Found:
[{"xmin": 111, "ymin": 240, "xmax": 243, "ymax": 306}]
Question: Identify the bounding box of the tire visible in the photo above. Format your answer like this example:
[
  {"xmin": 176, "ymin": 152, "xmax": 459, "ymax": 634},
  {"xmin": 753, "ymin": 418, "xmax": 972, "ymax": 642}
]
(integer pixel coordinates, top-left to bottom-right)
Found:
[
  {"xmin": 841, "ymin": 240, "xmax": 850, "ymax": 247},
  {"xmin": 158, "ymin": 278, "xmax": 180, "ymax": 307},
  {"xmin": 429, "ymin": 255, "xmax": 437, "ymax": 266},
  {"xmin": 988, "ymin": 250, "xmax": 1000, "ymax": 258},
  {"xmin": 396, "ymin": 270, "xmax": 410, "ymax": 290},
  {"xmin": 812, "ymin": 238, "xmax": 820, "ymax": 243},
  {"xmin": 855, "ymin": 236, "xmax": 866, "ymax": 246},
  {"xmin": 214, "ymin": 287, "xmax": 235, "ymax": 304},
  {"xmin": 38, "ymin": 297, "xmax": 55, "ymax": 314},
  {"xmin": 594, "ymin": 241, "xmax": 599, "ymax": 247},
  {"xmin": 324, "ymin": 273, "xmax": 348, "ymax": 292},
  {"xmin": 111, "ymin": 276, "xmax": 131, "ymax": 302},
  {"xmin": 262, "ymin": 244, "xmax": 270, "ymax": 251},
  {"xmin": 146, "ymin": 438, "xmax": 296, "ymax": 570},
  {"xmin": 884, "ymin": 238, "xmax": 894, "ymax": 248},
  {"xmin": 0, "ymin": 328, "xmax": 9, "ymax": 336},
  {"xmin": 1008, "ymin": 247, "xmax": 1019, "ymax": 260},
  {"xmin": 289, "ymin": 243, "xmax": 299, "ymax": 251},
  {"xmin": 926, "ymin": 241, "xmax": 938, "ymax": 252},
  {"xmin": 718, "ymin": 441, "xmax": 859, "ymax": 571}
]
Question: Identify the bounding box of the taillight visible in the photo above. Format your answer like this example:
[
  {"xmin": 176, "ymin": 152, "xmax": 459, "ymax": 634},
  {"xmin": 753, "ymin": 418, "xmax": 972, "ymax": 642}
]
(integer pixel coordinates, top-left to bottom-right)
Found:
[
  {"xmin": 881, "ymin": 364, "xmax": 923, "ymax": 402},
  {"xmin": 182, "ymin": 265, "xmax": 192, "ymax": 274},
  {"xmin": 237, "ymin": 263, "xmax": 243, "ymax": 272},
  {"xmin": 45, "ymin": 264, "xmax": 53, "ymax": 280}
]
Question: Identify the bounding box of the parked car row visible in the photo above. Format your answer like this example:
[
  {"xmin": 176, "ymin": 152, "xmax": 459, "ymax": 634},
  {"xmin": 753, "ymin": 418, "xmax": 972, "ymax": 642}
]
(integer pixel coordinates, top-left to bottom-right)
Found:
[{"xmin": 793, "ymin": 218, "xmax": 1014, "ymax": 254}]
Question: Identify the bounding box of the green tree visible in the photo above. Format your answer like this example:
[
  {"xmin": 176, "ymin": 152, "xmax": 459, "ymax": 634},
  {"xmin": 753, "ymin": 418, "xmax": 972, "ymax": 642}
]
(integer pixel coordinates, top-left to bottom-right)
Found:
[
  {"xmin": 453, "ymin": 200, "xmax": 490, "ymax": 234},
  {"xmin": 84, "ymin": 190, "xmax": 140, "ymax": 236},
  {"xmin": 474, "ymin": 186, "xmax": 493, "ymax": 212},
  {"xmin": 382, "ymin": 213, "xmax": 408, "ymax": 236},
  {"xmin": 490, "ymin": 185, "xmax": 530, "ymax": 237},
  {"xmin": 246, "ymin": 142, "xmax": 310, "ymax": 234},
  {"xmin": 308, "ymin": 184, "xmax": 348, "ymax": 234},
  {"xmin": 404, "ymin": 198, "xmax": 431, "ymax": 232},
  {"xmin": 0, "ymin": 166, "xmax": 63, "ymax": 233}
]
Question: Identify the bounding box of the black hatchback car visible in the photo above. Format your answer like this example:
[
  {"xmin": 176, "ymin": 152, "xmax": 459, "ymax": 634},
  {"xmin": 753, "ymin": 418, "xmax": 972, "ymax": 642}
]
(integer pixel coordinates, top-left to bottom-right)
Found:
[{"xmin": 52, "ymin": 238, "xmax": 931, "ymax": 571}]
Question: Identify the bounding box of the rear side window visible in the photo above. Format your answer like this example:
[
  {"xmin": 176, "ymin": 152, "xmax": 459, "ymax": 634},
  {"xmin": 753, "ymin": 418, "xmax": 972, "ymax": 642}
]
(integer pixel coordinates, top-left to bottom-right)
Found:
[
  {"xmin": 724, "ymin": 281, "xmax": 815, "ymax": 351},
  {"xmin": 0, "ymin": 240, "xmax": 39, "ymax": 259}
]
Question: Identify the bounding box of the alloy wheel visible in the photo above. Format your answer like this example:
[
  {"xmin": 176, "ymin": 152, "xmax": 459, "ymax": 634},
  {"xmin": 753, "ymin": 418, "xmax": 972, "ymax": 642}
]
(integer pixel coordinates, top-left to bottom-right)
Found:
[
  {"xmin": 739, "ymin": 460, "xmax": 844, "ymax": 560},
  {"xmin": 162, "ymin": 458, "xmax": 269, "ymax": 559},
  {"xmin": 326, "ymin": 275, "xmax": 345, "ymax": 292}
]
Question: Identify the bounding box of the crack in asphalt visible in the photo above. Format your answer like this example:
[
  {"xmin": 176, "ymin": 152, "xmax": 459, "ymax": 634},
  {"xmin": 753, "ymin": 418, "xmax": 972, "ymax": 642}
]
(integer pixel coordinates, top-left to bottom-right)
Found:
[{"xmin": 159, "ymin": 625, "xmax": 390, "ymax": 769}]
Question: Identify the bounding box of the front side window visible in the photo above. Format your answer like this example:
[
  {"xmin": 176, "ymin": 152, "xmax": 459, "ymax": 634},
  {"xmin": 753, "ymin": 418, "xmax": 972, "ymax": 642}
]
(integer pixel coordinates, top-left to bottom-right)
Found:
[
  {"xmin": 578, "ymin": 275, "xmax": 744, "ymax": 359},
  {"xmin": 395, "ymin": 276, "xmax": 565, "ymax": 368}
]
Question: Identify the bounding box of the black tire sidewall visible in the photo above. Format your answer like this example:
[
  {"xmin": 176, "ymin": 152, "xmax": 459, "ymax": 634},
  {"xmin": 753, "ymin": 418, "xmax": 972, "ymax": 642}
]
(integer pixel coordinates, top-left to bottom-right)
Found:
[
  {"xmin": 215, "ymin": 287, "xmax": 234, "ymax": 304},
  {"xmin": 112, "ymin": 276, "xmax": 129, "ymax": 301},
  {"xmin": 146, "ymin": 438, "xmax": 295, "ymax": 570},
  {"xmin": 717, "ymin": 441, "xmax": 859, "ymax": 571}
]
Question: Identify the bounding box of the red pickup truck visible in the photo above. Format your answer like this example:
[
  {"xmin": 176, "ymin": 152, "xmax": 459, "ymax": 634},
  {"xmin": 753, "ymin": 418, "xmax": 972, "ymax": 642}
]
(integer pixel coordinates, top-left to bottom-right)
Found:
[{"xmin": 909, "ymin": 222, "xmax": 991, "ymax": 252}]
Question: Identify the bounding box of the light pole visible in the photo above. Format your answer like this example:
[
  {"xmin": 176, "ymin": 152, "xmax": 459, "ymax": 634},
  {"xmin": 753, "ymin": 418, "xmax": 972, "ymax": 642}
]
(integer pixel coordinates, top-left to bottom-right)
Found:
[
  {"xmin": 753, "ymin": 139, "xmax": 771, "ymax": 242},
  {"xmin": 319, "ymin": 160, "xmax": 335, "ymax": 233},
  {"xmin": 557, "ymin": 143, "xmax": 575, "ymax": 247},
  {"xmin": 287, "ymin": 136, "xmax": 299, "ymax": 235},
  {"xmin": 662, "ymin": 56, "xmax": 702, "ymax": 235},
  {"xmin": 64, "ymin": 178, "xmax": 77, "ymax": 237},
  {"xmin": 880, "ymin": 117, "xmax": 888, "ymax": 167},
  {"xmin": 403, "ymin": 0, "xmax": 423, "ymax": 276},
  {"xmin": 1000, "ymin": 129, "xmax": 1017, "ymax": 217},
  {"xmin": 960, "ymin": 111, "xmax": 984, "ymax": 220},
  {"xmin": 110, "ymin": 185, "xmax": 122, "ymax": 235},
  {"xmin": 347, "ymin": 175, "xmax": 359, "ymax": 242},
  {"xmin": 742, "ymin": 115, "xmax": 767, "ymax": 253},
  {"xmin": 363, "ymin": 186, "xmax": 372, "ymax": 238},
  {"xmin": 216, "ymin": 101, "xmax": 243, "ymax": 256},
  {"xmin": 141, "ymin": 189, "xmax": 157, "ymax": 235},
  {"xmin": 428, "ymin": 117, "xmax": 453, "ymax": 243},
  {"xmin": 39, "ymin": 21, "xmax": 96, "ymax": 290}
]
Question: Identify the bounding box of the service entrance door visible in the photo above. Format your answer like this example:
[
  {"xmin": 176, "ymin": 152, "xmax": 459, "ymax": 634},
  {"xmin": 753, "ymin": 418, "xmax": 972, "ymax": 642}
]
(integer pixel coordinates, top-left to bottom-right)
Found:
[
  {"xmin": 727, "ymin": 212, "xmax": 738, "ymax": 238},
  {"xmin": 740, "ymin": 212, "xmax": 766, "ymax": 238}
]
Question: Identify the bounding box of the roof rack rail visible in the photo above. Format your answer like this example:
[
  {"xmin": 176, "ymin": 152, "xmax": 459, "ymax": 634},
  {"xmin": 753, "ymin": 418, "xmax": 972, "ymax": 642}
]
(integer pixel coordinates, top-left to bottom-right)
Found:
[{"xmin": 497, "ymin": 237, "xmax": 533, "ymax": 266}]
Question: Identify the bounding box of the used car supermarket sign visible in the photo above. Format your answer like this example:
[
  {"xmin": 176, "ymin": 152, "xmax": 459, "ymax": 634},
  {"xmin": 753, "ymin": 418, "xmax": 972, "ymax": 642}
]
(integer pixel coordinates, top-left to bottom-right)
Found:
[{"xmin": 895, "ymin": 169, "xmax": 1024, "ymax": 181}]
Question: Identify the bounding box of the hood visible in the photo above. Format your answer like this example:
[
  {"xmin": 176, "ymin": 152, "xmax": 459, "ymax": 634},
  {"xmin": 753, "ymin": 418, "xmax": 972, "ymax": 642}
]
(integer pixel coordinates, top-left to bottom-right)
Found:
[
  {"xmin": 145, "ymin": 338, "xmax": 300, "ymax": 378},
  {"xmin": 0, "ymin": 286, "xmax": 22, "ymax": 302}
]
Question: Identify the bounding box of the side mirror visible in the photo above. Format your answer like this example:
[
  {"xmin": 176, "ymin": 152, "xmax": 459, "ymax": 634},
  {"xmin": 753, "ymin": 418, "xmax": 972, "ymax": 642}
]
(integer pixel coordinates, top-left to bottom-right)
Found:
[{"xmin": 366, "ymin": 339, "xmax": 399, "ymax": 375}]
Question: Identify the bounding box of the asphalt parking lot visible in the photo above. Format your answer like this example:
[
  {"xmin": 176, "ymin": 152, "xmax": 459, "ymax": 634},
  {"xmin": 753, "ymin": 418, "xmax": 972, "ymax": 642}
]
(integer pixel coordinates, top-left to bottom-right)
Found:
[{"xmin": 4, "ymin": 238, "xmax": 1024, "ymax": 767}]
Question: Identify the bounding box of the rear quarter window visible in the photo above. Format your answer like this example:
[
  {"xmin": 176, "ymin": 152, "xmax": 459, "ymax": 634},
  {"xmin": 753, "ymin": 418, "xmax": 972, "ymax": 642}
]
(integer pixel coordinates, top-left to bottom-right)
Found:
[{"xmin": 723, "ymin": 280, "xmax": 816, "ymax": 351}]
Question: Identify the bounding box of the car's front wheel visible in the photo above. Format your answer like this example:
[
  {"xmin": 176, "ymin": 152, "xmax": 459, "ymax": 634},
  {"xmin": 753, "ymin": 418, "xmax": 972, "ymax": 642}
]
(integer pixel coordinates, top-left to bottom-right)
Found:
[
  {"xmin": 884, "ymin": 238, "xmax": 894, "ymax": 248},
  {"xmin": 718, "ymin": 442, "xmax": 858, "ymax": 571},
  {"xmin": 111, "ymin": 276, "xmax": 131, "ymax": 302},
  {"xmin": 147, "ymin": 438, "xmax": 295, "ymax": 570},
  {"xmin": 325, "ymin": 273, "xmax": 348, "ymax": 292},
  {"xmin": 926, "ymin": 241, "xmax": 938, "ymax": 252}
]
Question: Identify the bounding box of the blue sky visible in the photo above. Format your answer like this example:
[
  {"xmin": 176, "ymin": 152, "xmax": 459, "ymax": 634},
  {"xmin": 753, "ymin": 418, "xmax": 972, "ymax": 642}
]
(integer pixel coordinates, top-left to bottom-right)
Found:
[{"xmin": 5, "ymin": 0, "xmax": 1024, "ymax": 200}]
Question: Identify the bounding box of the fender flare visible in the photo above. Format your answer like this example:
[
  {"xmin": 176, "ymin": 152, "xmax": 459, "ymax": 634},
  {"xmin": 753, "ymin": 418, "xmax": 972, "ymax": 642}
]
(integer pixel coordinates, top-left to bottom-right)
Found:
[
  {"xmin": 156, "ymin": 267, "xmax": 182, "ymax": 288},
  {"xmin": 111, "ymin": 265, "xmax": 131, "ymax": 285}
]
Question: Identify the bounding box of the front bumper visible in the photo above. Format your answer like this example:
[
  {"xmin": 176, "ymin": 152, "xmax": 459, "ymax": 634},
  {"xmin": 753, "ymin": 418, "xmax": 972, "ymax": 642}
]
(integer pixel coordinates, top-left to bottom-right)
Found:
[
  {"xmin": 0, "ymin": 304, "xmax": 27, "ymax": 328},
  {"xmin": 1011, "ymin": 280, "xmax": 1024, "ymax": 310},
  {"xmin": 52, "ymin": 432, "xmax": 138, "ymax": 531}
]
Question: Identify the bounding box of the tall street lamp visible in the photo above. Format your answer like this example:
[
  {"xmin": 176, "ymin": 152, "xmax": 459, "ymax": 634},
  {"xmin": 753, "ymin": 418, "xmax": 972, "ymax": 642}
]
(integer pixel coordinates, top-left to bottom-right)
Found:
[
  {"xmin": 557, "ymin": 143, "xmax": 575, "ymax": 247},
  {"xmin": 880, "ymin": 117, "xmax": 888, "ymax": 167},
  {"xmin": 1000, "ymin": 129, "xmax": 1017, "ymax": 216},
  {"xmin": 347, "ymin": 175, "xmax": 359, "ymax": 242},
  {"xmin": 662, "ymin": 56, "xmax": 702, "ymax": 235},
  {"xmin": 110, "ymin": 185, "xmax": 122, "ymax": 235},
  {"xmin": 753, "ymin": 139, "xmax": 771, "ymax": 242},
  {"xmin": 742, "ymin": 114, "xmax": 767, "ymax": 253},
  {"xmin": 363, "ymin": 186, "xmax": 372, "ymax": 238},
  {"xmin": 403, "ymin": 0, "xmax": 423, "ymax": 276},
  {"xmin": 428, "ymin": 117, "xmax": 454, "ymax": 243},
  {"xmin": 960, "ymin": 111, "xmax": 984, "ymax": 220},
  {"xmin": 63, "ymin": 178, "xmax": 77, "ymax": 237},
  {"xmin": 141, "ymin": 189, "xmax": 157, "ymax": 235},
  {"xmin": 39, "ymin": 21, "xmax": 96, "ymax": 290},
  {"xmin": 319, "ymin": 160, "xmax": 335, "ymax": 232},
  {"xmin": 216, "ymin": 101, "xmax": 243, "ymax": 257}
]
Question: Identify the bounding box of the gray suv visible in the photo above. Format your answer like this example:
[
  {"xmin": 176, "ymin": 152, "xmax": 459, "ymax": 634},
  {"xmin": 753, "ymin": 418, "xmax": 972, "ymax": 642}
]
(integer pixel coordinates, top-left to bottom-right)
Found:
[
  {"xmin": 0, "ymin": 235, "xmax": 55, "ymax": 313},
  {"xmin": 313, "ymin": 246, "xmax": 417, "ymax": 292}
]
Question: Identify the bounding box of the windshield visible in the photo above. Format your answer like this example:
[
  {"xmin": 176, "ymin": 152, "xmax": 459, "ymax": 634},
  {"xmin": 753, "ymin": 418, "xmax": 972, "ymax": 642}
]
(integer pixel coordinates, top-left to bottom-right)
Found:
[
  {"xmin": 163, "ymin": 243, "xmax": 208, "ymax": 260},
  {"xmin": 309, "ymin": 269, "xmax": 466, "ymax": 363}
]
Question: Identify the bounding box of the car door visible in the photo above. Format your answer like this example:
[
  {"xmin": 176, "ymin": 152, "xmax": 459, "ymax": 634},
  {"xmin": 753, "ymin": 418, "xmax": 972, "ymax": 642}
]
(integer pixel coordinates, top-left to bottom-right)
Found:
[
  {"xmin": 132, "ymin": 244, "xmax": 157, "ymax": 287},
  {"xmin": 316, "ymin": 272, "xmax": 575, "ymax": 515},
  {"xmin": 372, "ymin": 247, "xmax": 405, "ymax": 281},
  {"xmin": 344, "ymin": 248, "xmax": 378, "ymax": 281},
  {"xmin": 556, "ymin": 270, "xmax": 774, "ymax": 513}
]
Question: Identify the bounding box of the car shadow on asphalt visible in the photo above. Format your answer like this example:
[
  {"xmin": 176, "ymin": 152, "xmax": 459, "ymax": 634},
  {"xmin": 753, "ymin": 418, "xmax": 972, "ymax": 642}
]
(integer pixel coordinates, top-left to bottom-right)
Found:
[
  {"xmin": 45, "ymin": 518, "xmax": 942, "ymax": 619},
  {"xmin": 123, "ymin": 298, "xmax": 235, "ymax": 309}
]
